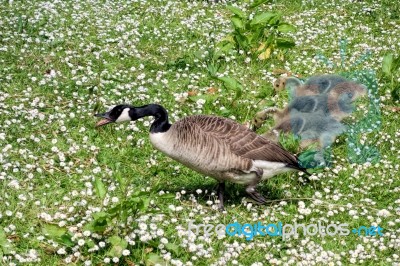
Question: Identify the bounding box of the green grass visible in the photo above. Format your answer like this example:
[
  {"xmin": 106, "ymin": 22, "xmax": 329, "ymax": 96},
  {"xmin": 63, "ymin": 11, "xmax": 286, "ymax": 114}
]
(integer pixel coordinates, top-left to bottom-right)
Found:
[{"xmin": 0, "ymin": 0, "xmax": 399, "ymax": 265}]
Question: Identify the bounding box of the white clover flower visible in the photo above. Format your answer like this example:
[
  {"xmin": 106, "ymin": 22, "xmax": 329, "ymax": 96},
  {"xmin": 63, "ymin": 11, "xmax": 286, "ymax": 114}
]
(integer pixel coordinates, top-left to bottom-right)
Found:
[
  {"xmin": 111, "ymin": 197, "xmax": 119, "ymax": 203},
  {"xmin": 139, "ymin": 223, "xmax": 147, "ymax": 230},
  {"xmin": 122, "ymin": 249, "xmax": 130, "ymax": 256},
  {"xmin": 137, "ymin": 73, "xmax": 146, "ymax": 80},
  {"xmin": 57, "ymin": 248, "xmax": 66, "ymax": 255},
  {"xmin": 156, "ymin": 229, "xmax": 164, "ymax": 236},
  {"xmin": 377, "ymin": 209, "xmax": 391, "ymax": 217},
  {"xmin": 332, "ymin": 195, "xmax": 339, "ymax": 201}
]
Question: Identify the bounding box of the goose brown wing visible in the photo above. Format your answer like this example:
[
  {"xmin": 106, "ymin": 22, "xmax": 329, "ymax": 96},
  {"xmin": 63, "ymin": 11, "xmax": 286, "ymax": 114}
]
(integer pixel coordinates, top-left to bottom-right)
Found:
[{"xmin": 183, "ymin": 115, "xmax": 303, "ymax": 170}]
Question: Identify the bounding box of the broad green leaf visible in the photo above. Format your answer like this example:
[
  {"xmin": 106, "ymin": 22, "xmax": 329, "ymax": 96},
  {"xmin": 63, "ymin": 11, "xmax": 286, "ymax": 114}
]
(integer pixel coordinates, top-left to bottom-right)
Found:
[
  {"xmin": 275, "ymin": 37, "xmax": 296, "ymax": 48},
  {"xmin": 42, "ymin": 224, "xmax": 74, "ymax": 247},
  {"xmin": 382, "ymin": 54, "xmax": 393, "ymax": 77},
  {"xmin": 17, "ymin": 16, "xmax": 26, "ymax": 33},
  {"xmin": 93, "ymin": 211, "xmax": 109, "ymax": 220},
  {"xmin": 250, "ymin": 12, "xmax": 276, "ymax": 26},
  {"xmin": 86, "ymin": 239, "xmax": 95, "ymax": 248},
  {"xmin": 226, "ymin": 6, "xmax": 246, "ymax": 19},
  {"xmin": 233, "ymin": 31, "xmax": 249, "ymax": 49},
  {"xmin": 42, "ymin": 224, "xmax": 67, "ymax": 238},
  {"xmin": 217, "ymin": 35, "xmax": 235, "ymax": 44},
  {"xmin": 109, "ymin": 235, "xmax": 123, "ymax": 246},
  {"xmin": 265, "ymin": 34, "xmax": 274, "ymax": 47},
  {"xmin": 165, "ymin": 243, "xmax": 180, "ymax": 256},
  {"xmin": 250, "ymin": 0, "xmax": 271, "ymax": 8},
  {"xmin": 139, "ymin": 197, "xmax": 151, "ymax": 211},
  {"xmin": 0, "ymin": 228, "xmax": 8, "ymax": 245},
  {"xmin": 220, "ymin": 42, "xmax": 235, "ymax": 53},
  {"xmin": 84, "ymin": 211, "xmax": 109, "ymax": 232},
  {"xmin": 146, "ymin": 253, "xmax": 166, "ymax": 266},
  {"xmin": 107, "ymin": 236, "xmax": 128, "ymax": 258},
  {"xmin": 268, "ymin": 12, "xmax": 282, "ymax": 25},
  {"xmin": 231, "ymin": 16, "xmax": 244, "ymax": 29},
  {"xmin": 59, "ymin": 234, "xmax": 74, "ymax": 247},
  {"xmin": 277, "ymin": 23, "xmax": 296, "ymax": 33},
  {"xmin": 393, "ymin": 56, "xmax": 400, "ymax": 71},
  {"xmin": 235, "ymin": 86, "xmax": 243, "ymax": 99},
  {"xmin": 0, "ymin": 227, "xmax": 13, "ymax": 254},
  {"xmin": 94, "ymin": 177, "xmax": 107, "ymax": 199},
  {"xmin": 217, "ymin": 76, "xmax": 240, "ymax": 90}
]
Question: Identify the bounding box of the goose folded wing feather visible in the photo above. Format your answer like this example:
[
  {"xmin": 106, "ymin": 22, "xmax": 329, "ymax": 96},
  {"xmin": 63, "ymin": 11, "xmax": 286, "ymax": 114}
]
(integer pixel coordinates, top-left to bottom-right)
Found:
[{"xmin": 184, "ymin": 115, "xmax": 301, "ymax": 170}]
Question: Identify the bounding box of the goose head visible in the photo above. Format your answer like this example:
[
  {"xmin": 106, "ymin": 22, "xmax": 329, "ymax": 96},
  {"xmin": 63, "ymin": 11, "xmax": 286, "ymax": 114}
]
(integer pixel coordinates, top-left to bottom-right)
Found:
[
  {"xmin": 95, "ymin": 104, "xmax": 134, "ymax": 127},
  {"xmin": 95, "ymin": 104, "xmax": 170, "ymax": 132}
]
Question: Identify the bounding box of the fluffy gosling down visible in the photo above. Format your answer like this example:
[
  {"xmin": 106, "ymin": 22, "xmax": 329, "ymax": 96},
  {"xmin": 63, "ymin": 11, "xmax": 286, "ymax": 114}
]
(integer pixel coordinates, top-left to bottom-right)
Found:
[{"xmin": 95, "ymin": 104, "xmax": 310, "ymax": 210}]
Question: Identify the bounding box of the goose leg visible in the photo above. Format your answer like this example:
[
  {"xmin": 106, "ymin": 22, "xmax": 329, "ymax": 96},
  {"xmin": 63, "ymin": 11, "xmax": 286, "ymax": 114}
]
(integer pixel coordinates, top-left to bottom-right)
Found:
[
  {"xmin": 217, "ymin": 182, "xmax": 225, "ymax": 211},
  {"xmin": 245, "ymin": 168, "xmax": 267, "ymax": 205}
]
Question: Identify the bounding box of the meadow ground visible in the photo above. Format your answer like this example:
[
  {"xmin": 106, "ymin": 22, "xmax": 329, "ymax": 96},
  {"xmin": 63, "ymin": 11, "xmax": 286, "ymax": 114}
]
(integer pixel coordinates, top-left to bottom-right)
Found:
[{"xmin": 0, "ymin": 0, "xmax": 399, "ymax": 265}]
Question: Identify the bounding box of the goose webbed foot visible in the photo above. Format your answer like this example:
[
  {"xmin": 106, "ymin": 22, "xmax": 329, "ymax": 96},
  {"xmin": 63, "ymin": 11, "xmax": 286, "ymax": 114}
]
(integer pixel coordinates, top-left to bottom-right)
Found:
[
  {"xmin": 245, "ymin": 186, "xmax": 267, "ymax": 205},
  {"xmin": 217, "ymin": 182, "xmax": 225, "ymax": 211}
]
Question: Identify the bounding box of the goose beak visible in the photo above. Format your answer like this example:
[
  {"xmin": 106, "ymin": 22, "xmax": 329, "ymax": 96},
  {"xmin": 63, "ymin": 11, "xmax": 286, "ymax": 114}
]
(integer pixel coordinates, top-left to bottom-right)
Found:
[{"xmin": 95, "ymin": 112, "xmax": 114, "ymax": 127}]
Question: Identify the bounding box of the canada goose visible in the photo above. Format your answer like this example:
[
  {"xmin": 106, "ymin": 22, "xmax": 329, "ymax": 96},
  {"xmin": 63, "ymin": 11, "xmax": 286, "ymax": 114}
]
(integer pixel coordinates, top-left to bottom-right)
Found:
[{"xmin": 95, "ymin": 104, "xmax": 310, "ymax": 210}]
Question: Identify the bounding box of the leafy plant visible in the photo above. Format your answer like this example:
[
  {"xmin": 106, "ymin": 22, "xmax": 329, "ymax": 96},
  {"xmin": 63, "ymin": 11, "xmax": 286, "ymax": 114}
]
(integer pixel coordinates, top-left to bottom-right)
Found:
[
  {"xmin": 216, "ymin": 2, "xmax": 296, "ymax": 60},
  {"xmin": 42, "ymin": 224, "xmax": 74, "ymax": 248},
  {"xmin": 85, "ymin": 190, "xmax": 165, "ymax": 233},
  {"xmin": 381, "ymin": 53, "xmax": 400, "ymax": 101},
  {"xmin": 216, "ymin": 76, "xmax": 243, "ymax": 100},
  {"xmin": 41, "ymin": 180, "xmax": 174, "ymax": 260},
  {"xmin": 0, "ymin": 227, "xmax": 14, "ymax": 259}
]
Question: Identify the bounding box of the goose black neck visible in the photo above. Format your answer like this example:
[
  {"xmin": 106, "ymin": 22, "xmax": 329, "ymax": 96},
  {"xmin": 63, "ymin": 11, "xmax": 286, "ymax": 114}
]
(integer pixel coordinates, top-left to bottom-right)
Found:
[{"xmin": 134, "ymin": 104, "xmax": 171, "ymax": 133}]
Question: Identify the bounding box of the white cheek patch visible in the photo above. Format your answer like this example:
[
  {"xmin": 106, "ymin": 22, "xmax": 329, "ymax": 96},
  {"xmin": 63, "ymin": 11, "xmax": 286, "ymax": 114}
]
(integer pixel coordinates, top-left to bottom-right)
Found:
[{"xmin": 115, "ymin": 108, "xmax": 131, "ymax": 123}]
